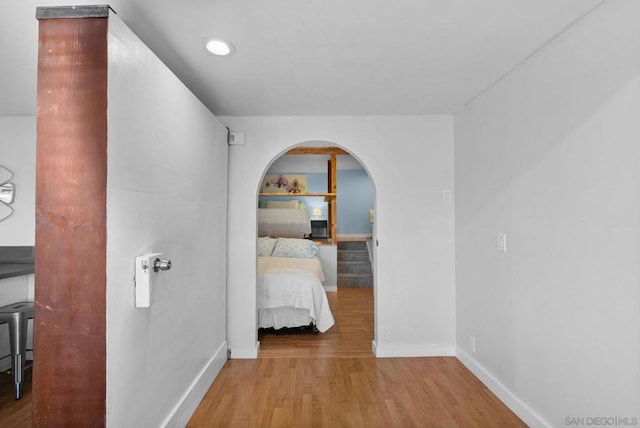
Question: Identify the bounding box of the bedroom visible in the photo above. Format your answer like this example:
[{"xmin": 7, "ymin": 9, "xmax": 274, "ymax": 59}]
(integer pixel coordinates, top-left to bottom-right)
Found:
[{"xmin": 255, "ymin": 147, "xmax": 375, "ymax": 337}]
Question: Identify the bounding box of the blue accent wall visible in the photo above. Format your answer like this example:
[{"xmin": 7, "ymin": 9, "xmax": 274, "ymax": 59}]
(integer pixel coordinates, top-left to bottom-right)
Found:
[
  {"xmin": 301, "ymin": 170, "xmax": 373, "ymax": 235},
  {"xmin": 335, "ymin": 169, "xmax": 373, "ymax": 235}
]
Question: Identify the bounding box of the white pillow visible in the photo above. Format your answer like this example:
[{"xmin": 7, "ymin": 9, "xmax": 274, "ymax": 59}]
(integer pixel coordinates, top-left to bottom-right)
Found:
[
  {"xmin": 264, "ymin": 199, "xmax": 299, "ymax": 209},
  {"xmin": 272, "ymin": 238, "xmax": 319, "ymax": 258},
  {"xmin": 257, "ymin": 237, "xmax": 278, "ymax": 256}
]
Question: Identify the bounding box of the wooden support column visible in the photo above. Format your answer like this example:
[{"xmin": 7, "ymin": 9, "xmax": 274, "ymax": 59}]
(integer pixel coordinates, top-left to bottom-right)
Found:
[
  {"xmin": 35, "ymin": 6, "xmax": 110, "ymax": 427},
  {"xmin": 329, "ymin": 155, "xmax": 337, "ymax": 244}
]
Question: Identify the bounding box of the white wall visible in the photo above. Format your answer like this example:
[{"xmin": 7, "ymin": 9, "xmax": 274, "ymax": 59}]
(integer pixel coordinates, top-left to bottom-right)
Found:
[
  {"xmin": 317, "ymin": 245, "xmax": 337, "ymax": 290},
  {"xmin": 222, "ymin": 115, "xmax": 455, "ymax": 358},
  {"xmin": 0, "ymin": 116, "xmax": 35, "ymax": 245},
  {"xmin": 455, "ymin": 1, "xmax": 640, "ymax": 426},
  {"xmin": 106, "ymin": 15, "xmax": 228, "ymax": 427}
]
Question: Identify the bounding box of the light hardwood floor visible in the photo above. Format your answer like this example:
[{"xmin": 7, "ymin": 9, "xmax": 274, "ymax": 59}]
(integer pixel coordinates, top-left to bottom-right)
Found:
[
  {"xmin": 188, "ymin": 288, "xmax": 526, "ymax": 427},
  {"xmin": 0, "ymin": 363, "xmax": 32, "ymax": 427},
  {"xmin": 257, "ymin": 286, "xmax": 375, "ymax": 359},
  {"xmin": 0, "ymin": 288, "xmax": 525, "ymax": 427}
]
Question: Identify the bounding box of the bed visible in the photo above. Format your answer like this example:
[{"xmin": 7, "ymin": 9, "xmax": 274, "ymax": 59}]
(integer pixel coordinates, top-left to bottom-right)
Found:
[
  {"xmin": 257, "ymin": 254, "xmax": 334, "ymax": 333},
  {"xmin": 258, "ymin": 198, "xmax": 312, "ymax": 238},
  {"xmin": 258, "ymin": 208, "xmax": 311, "ymax": 238}
]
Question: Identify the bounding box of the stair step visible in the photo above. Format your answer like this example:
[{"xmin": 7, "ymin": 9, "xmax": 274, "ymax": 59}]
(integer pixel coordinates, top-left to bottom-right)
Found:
[
  {"xmin": 337, "ymin": 241, "xmax": 368, "ymax": 251},
  {"xmin": 337, "ymin": 241, "xmax": 372, "ymax": 287},
  {"xmin": 337, "ymin": 250, "xmax": 369, "ymax": 261},
  {"xmin": 338, "ymin": 261, "xmax": 372, "ymax": 274}
]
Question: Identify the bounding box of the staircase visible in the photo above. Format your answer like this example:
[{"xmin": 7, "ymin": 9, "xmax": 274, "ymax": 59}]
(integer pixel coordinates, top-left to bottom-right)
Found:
[{"xmin": 337, "ymin": 241, "xmax": 373, "ymax": 287}]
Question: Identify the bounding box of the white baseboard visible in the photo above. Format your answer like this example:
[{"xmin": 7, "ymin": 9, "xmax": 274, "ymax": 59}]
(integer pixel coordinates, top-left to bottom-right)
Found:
[
  {"xmin": 372, "ymin": 341, "xmax": 455, "ymax": 357},
  {"xmin": 455, "ymin": 347, "xmax": 550, "ymax": 428},
  {"xmin": 230, "ymin": 341, "xmax": 260, "ymax": 359},
  {"xmin": 324, "ymin": 285, "xmax": 337, "ymax": 292},
  {"xmin": 162, "ymin": 340, "xmax": 228, "ymax": 428}
]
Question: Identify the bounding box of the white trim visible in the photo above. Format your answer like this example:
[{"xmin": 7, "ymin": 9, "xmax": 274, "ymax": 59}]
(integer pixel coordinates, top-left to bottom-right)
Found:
[
  {"xmin": 162, "ymin": 340, "xmax": 228, "ymax": 428},
  {"xmin": 372, "ymin": 341, "xmax": 455, "ymax": 358},
  {"xmin": 456, "ymin": 347, "xmax": 550, "ymax": 428},
  {"xmin": 366, "ymin": 240, "xmax": 374, "ymax": 264},
  {"xmin": 230, "ymin": 341, "xmax": 260, "ymax": 359},
  {"xmin": 337, "ymin": 234, "xmax": 372, "ymax": 240},
  {"xmin": 324, "ymin": 285, "xmax": 337, "ymax": 292}
]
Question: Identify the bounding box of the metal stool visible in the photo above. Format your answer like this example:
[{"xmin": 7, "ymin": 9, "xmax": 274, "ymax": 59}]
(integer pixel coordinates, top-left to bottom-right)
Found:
[{"xmin": 0, "ymin": 301, "xmax": 34, "ymax": 399}]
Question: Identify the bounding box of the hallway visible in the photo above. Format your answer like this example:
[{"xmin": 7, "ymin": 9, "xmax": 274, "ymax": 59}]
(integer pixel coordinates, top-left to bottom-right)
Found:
[{"xmin": 188, "ymin": 288, "xmax": 525, "ymax": 427}]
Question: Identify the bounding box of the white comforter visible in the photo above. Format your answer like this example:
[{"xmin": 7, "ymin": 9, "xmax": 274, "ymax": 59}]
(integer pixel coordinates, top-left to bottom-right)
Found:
[{"xmin": 257, "ymin": 256, "xmax": 334, "ymax": 332}]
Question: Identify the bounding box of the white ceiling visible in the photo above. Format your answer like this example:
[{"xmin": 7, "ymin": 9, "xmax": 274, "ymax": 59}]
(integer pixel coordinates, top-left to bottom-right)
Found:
[{"xmin": 1, "ymin": 0, "xmax": 604, "ymax": 117}]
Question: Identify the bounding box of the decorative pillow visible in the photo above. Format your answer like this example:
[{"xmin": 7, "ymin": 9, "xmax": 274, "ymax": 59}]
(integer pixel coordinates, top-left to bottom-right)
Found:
[
  {"xmin": 257, "ymin": 237, "xmax": 278, "ymax": 256},
  {"xmin": 265, "ymin": 199, "xmax": 299, "ymax": 209},
  {"xmin": 272, "ymin": 238, "xmax": 319, "ymax": 258}
]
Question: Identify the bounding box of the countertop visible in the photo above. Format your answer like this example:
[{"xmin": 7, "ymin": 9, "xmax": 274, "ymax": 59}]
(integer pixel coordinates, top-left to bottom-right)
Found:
[{"xmin": 0, "ymin": 263, "xmax": 35, "ymax": 280}]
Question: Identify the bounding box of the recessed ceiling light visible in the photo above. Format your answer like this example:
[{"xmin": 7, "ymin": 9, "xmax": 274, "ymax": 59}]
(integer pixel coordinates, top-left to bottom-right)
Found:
[{"xmin": 205, "ymin": 38, "xmax": 235, "ymax": 56}]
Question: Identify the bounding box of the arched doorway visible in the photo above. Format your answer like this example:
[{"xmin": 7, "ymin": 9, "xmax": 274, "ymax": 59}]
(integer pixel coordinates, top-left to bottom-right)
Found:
[{"xmin": 255, "ymin": 142, "xmax": 377, "ymax": 357}]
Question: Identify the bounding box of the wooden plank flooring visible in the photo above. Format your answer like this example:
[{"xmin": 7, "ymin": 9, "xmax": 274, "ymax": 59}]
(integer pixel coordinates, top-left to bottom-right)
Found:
[
  {"xmin": 258, "ymin": 287, "xmax": 374, "ymax": 358},
  {"xmin": 189, "ymin": 288, "xmax": 526, "ymax": 427},
  {"xmin": 0, "ymin": 364, "xmax": 32, "ymax": 427},
  {"xmin": 188, "ymin": 356, "xmax": 526, "ymax": 427},
  {"xmin": 0, "ymin": 288, "xmax": 525, "ymax": 427}
]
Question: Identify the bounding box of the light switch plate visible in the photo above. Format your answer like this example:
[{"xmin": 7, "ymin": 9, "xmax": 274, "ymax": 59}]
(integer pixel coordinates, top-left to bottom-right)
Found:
[{"xmin": 228, "ymin": 132, "xmax": 245, "ymax": 145}]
